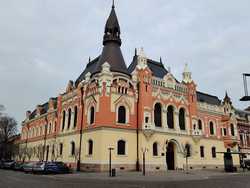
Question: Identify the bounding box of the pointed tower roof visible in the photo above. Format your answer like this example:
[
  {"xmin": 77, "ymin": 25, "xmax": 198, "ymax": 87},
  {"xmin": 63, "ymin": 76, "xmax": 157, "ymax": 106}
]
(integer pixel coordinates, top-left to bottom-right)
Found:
[
  {"xmin": 223, "ymin": 91, "xmax": 232, "ymax": 105},
  {"xmin": 93, "ymin": 3, "xmax": 129, "ymax": 76}
]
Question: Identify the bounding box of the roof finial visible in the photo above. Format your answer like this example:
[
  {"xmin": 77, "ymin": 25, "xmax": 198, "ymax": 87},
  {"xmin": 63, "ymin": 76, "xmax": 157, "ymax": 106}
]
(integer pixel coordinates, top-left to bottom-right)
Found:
[
  {"xmin": 135, "ymin": 48, "xmax": 137, "ymax": 56},
  {"xmin": 160, "ymin": 57, "xmax": 162, "ymax": 64},
  {"xmin": 89, "ymin": 56, "xmax": 91, "ymax": 63},
  {"xmin": 112, "ymin": 0, "xmax": 115, "ymax": 8}
]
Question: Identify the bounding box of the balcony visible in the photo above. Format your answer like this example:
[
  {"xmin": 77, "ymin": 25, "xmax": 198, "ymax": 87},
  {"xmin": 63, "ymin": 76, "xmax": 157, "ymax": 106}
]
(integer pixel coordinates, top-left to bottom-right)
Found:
[
  {"xmin": 191, "ymin": 129, "xmax": 203, "ymax": 143},
  {"xmin": 142, "ymin": 123, "xmax": 155, "ymax": 139}
]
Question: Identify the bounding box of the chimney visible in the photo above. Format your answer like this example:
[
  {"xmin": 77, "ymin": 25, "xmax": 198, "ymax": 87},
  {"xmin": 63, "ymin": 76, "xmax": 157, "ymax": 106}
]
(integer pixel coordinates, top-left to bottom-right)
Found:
[
  {"xmin": 36, "ymin": 105, "xmax": 43, "ymax": 116},
  {"xmin": 26, "ymin": 111, "xmax": 31, "ymax": 119}
]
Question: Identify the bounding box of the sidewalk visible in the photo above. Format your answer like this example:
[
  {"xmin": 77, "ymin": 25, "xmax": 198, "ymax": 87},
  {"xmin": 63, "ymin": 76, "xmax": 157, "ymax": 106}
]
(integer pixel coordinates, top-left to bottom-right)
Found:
[{"xmin": 49, "ymin": 169, "xmax": 250, "ymax": 182}]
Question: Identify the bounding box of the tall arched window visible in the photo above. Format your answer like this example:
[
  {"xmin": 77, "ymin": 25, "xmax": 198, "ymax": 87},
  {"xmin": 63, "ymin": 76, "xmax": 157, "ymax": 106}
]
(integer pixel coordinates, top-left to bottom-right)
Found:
[
  {"xmin": 210, "ymin": 122, "xmax": 214, "ymax": 135},
  {"xmin": 154, "ymin": 103, "xmax": 162, "ymax": 127},
  {"xmin": 59, "ymin": 143, "xmax": 63, "ymax": 155},
  {"xmin": 230, "ymin": 124, "xmax": 235, "ymax": 136},
  {"xmin": 179, "ymin": 108, "xmax": 186, "ymax": 130},
  {"xmin": 200, "ymin": 146, "xmax": 204, "ymax": 158},
  {"xmin": 54, "ymin": 121, "xmax": 57, "ymax": 132},
  {"xmin": 74, "ymin": 106, "xmax": 78, "ymax": 128},
  {"xmin": 198, "ymin": 119, "xmax": 202, "ymax": 130},
  {"xmin": 118, "ymin": 106, "xmax": 126, "ymax": 123},
  {"xmin": 212, "ymin": 147, "xmax": 216, "ymax": 158},
  {"xmin": 117, "ymin": 140, "xmax": 126, "ymax": 155},
  {"xmin": 62, "ymin": 110, "xmax": 66, "ymax": 130},
  {"xmin": 90, "ymin": 106, "xmax": 95, "ymax": 124},
  {"xmin": 185, "ymin": 144, "xmax": 191, "ymax": 157},
  {"xmin": 71, "ymin": 141, "xmax": 75, "ymax": 156},
  {"xmin": 67, "ymin": 108, "xmax": 72, "ymax": 129},
  {"xmin": 153, "ymin": 142, "xmax": 158, "ymax": 156},
  {"xmin": 167, "ymin": 106, "xmax": 174, "ymax": 129},
  {"xmin": 88, "ymin": 140, "xmax": 93, "ymax": 155}
]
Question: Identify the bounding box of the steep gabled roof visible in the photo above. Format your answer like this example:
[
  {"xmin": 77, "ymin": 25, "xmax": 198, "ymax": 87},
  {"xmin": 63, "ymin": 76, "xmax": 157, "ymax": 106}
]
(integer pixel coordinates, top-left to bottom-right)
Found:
[
  {"xmin": 128, "ymin": 55, "xmax": 169, "ymax": 79},
  {"xmin": 29, "ymin": 102, "xmax": 49, "ymax": 120},
  {"xmin": 75, "ymin": 56, "xmax": 100, "ymax": 87},
  {"xmin": 196, "ymin": 91, "xmax": 221, "ymax": 106}
]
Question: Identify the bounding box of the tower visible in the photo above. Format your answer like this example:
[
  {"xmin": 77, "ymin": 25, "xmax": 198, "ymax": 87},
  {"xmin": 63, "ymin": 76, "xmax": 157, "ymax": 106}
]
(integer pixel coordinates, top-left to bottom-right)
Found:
[{"xmin": 93, "ymin": 3, "xmax": 129, "ymax": 76}]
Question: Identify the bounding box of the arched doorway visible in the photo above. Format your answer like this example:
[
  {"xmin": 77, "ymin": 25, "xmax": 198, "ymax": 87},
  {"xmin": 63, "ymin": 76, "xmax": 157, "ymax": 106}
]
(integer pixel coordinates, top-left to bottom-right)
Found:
[{"xmin": 166, "ymin": 142, "xmax": 175, "ymax": 170}]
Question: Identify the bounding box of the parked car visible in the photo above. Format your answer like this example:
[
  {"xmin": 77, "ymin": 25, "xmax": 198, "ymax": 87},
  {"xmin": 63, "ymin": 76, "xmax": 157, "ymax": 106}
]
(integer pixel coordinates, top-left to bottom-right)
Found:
[
  {"xmin": 13, "ymin": 162, "xmax": 25, "ymax": 171},
  {"xmin": 0, "ymin": 160, "xmax": 4, "ymax": 169},
  {"xmin": 2, "ymin": 160, "xmax": 15, "ymax": 169},
  {"xmin": 23, "ymin": 162, "xmax": 34, "ymax": 173},
  {"xmin": 244, "ymin": 159, "xmax": 250, "ymax": 170},
  {"xmin": 33, "ymin": 162, "xmax": 46, "ymax": 174},
  {"xmin": 45, "ymin": 162, "xmax": 70, "ymax": 174}
]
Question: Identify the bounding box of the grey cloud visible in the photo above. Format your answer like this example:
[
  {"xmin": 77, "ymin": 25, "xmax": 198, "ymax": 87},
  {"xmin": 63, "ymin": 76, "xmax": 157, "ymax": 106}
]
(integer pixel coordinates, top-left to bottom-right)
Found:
[{"xmin": 0, "ymin": 0, "xmax": 249, "ymax": 130}]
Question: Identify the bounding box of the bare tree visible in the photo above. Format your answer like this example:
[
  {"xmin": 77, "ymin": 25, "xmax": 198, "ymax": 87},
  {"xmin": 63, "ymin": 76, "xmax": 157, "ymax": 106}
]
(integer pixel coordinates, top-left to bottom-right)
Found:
[
  {"xmin": 26, "ymin": 147, "xmax": 33, "ymax": 161},
  {"xmin": 51, "ymin": 140, "xmax": 62, "ymax": 162},
  {"xmin": 18, "ymin": 146, "xmax": 27, "ymax": 162},
  {"xmin": 34, "ymin": 144, "xmax": 44, "ymax": 161},
  {"xmin": 0, "ymin": 115, "xmax": 18, "ymax": 159}
]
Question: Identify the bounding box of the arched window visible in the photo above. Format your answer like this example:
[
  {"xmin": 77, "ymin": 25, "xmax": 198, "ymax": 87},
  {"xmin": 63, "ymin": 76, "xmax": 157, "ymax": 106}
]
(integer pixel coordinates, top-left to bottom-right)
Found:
[
  {"xmin": 212, "ymin": 147, "xmax": 216, "ymax": 158},
  {"xmin": 90, "ymin": 106, "xmax": 95, "ymax": 124},
  {"xmin": 198, "ymin": 120, "xmax": 202, "ymax": 130},
  {"xmin": 210, "ymin": 122, "xmax": 214, "ymax": 135},
  {"xmin": 117, "ymin": 140, "xmax": 126, "ymax": 155},
  {"xmin": 54, "ymin": 121, "xmax": 57, "ymax": 132},
  {"xmin": 185, "ymin": 144, "xmax": 191, "ymax": 157},
  {"xmin": 154, "ymin": 103, "xmax": 162, "ymax": 127},
  {"xmin": 59, "ymin": 143, "xmax": 63, "ymax": 155},
  {"xmin": 153, "ymin": 142, "xmax": 158, "ymax": 156},
  {"xmin": 167, "ymin": 106, "xmax": 174, "ymax": 129},
  {"xmin": 118, "ymin": 106, "xmax": 126, "ymax": 124},
  {"xmin": 49, "ymin": 123, "xmax": 52, "ymax": 134},
  {"xmin": 73, "ymin": 106, "xmax": 78, "ymax": 128},
  {"xmin": 88, "ymin": 140, "xmax": 93, "ymax": 155},
  {"xmin": 200, "ymin": 146, "xmax": 204, "ymax": 158},
  {"xmin": 179, "ymin": 108, "xmax": 186, "ymax": 130},
  {"xmin": 62, "ymin": 110, "xmax": 66, "ymax": 130},
  {"xmin": 40, "ymin": 127, "xmax": 43, "ymax": 136},
  {"xmin": 71, "ymin": 142, "xmax": 75, "ymax": 156},
  {"xmin": 230, "ymin": 124, "xmax": 235, "ymax": 136},
  {"xmin": 67, "ymin": 108, "xmax": 72, "ymax": 129}
]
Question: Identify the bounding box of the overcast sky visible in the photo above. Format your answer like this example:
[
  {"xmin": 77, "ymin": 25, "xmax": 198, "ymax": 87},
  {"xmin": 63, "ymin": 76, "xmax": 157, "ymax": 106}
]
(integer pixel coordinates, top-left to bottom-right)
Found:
[{"xmin": 0, "ymin": 0, "xmax": 249, "ymax": 130}]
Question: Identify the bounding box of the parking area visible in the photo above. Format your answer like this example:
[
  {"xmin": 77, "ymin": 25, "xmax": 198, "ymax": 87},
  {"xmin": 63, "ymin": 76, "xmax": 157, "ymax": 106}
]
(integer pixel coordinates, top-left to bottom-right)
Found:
[{"xmin": 1, "ymin": 168, "xmax": 250, "ymax": 188}]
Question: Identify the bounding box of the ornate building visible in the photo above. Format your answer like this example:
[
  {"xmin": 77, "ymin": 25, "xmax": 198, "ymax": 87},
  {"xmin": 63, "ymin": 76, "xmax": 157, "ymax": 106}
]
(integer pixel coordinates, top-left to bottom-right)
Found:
[{"xmin": 20, "ymin": 4, "xmax": 242, "ymax": 171}]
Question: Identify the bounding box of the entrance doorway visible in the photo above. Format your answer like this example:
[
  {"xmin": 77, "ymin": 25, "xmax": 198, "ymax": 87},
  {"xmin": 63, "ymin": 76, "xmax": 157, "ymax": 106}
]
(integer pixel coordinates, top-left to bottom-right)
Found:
[{"xmin": 166, "ymin": 142, "xmax": 175, "ymax": 170}]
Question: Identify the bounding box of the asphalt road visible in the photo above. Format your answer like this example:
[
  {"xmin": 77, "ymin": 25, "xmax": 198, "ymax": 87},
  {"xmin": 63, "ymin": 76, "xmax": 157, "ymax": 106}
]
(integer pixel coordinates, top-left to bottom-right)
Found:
[{"xmin": 0, "ymin": 169, "xmax": 250, "ymax": 188}]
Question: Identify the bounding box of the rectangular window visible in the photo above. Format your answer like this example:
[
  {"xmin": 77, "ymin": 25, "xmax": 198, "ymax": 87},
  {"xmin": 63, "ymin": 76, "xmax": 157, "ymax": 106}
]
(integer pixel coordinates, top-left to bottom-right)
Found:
[{"xmin": 200, "ymin": 146, "xmax": 204, "ymax": 158}]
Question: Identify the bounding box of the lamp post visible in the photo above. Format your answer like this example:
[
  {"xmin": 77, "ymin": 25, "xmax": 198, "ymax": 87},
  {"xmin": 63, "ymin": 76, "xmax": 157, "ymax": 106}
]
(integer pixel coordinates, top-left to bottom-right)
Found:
[
  {"xmin": 240, "ymin": 73, "xmax": 250, "ymax": 101},
  {"xmin": 141, "ymin": 147, "xmax": 148, "ymax": 176},
  {"xmin": 108, "ymin": 147, "xmax": 114, "ymax": 177}
]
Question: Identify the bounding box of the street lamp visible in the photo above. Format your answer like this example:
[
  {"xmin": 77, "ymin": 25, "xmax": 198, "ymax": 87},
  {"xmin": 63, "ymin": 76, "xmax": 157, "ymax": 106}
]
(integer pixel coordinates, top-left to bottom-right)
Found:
[
  {"xmin": 141, "ymin": 147, "xmax": 148, "ymax": 176},
  {"xmin": 108, "ymin": 147, "xmax": 114, "ymax": 177},
  {"xmin": 240, "ymin": 73, "xmax": 250, "ymax": 101}
]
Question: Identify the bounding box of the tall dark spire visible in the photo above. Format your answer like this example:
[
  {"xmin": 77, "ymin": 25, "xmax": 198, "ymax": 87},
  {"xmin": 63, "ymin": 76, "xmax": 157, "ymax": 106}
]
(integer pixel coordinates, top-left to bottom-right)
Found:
[
  {"xmin": 103, "ymin": 2, "xmax": 121, "ymax": 46},
  {"xmin": 93, "ymin": 3, "xmax": 129, "ymax": 76}
]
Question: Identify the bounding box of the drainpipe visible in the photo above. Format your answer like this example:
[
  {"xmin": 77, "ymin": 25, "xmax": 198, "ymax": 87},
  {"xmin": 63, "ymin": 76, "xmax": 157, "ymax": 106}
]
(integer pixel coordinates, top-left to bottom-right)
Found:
[
  {"xmin": 77, "ymin": 87, "xmax": 84, "ymax": 171},
  {"xmin": 42, "ymin": 117, "xmax": 48, "ymax": 162},
  {"xmin": 136, "ymin": 82, "xmax": 140, "ymax": 171}
]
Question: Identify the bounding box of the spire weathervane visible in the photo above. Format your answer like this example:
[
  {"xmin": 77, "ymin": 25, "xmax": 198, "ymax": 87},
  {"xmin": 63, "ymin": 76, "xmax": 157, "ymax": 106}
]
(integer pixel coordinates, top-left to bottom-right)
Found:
[{"xmin": 112, "ymin": 0, "xmax": 115, "ymax": 8}]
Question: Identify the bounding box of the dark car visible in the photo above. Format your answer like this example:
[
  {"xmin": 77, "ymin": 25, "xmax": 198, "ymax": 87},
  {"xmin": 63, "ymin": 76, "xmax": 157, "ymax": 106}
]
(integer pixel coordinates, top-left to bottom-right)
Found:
[
  {"xmin": 0, "ymin": 160, "xmax": 4, "ymax": 169},
  {"xmin": 13, "ymin": 162, "xmax": 25, "ymax": 171},
  {"xmin": 23, "ymin": 162, "xmax": 34, "ymax": 173},
  {"xmin": 45, "ymin": 162, "xmax": 70, "ymax": 174},
  {"xmin": 2, "ymin": 160, "xmax": 15, "ymax": 169}
]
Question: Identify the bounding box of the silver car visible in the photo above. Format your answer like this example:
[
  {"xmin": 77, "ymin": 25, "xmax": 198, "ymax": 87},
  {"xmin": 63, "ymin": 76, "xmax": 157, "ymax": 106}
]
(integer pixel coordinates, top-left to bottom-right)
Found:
[{"xmin": 23, "ymin": 162, "xmax": 34, "ymax": 173}]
